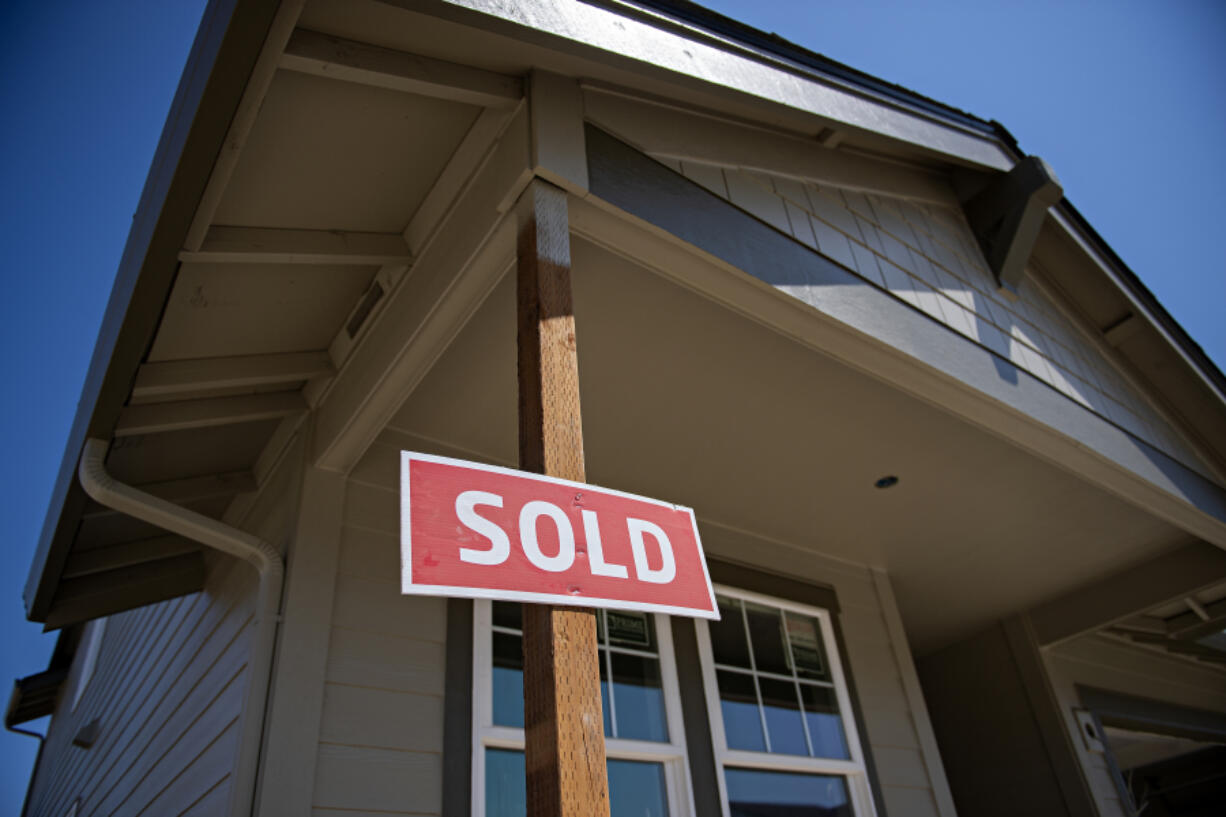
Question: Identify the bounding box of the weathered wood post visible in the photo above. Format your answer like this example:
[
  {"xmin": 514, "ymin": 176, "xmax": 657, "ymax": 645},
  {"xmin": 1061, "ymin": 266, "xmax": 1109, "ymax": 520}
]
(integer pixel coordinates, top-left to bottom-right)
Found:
[{"xmin": 516, "ymin": 178, "xmax": 611, "ymax": 816}]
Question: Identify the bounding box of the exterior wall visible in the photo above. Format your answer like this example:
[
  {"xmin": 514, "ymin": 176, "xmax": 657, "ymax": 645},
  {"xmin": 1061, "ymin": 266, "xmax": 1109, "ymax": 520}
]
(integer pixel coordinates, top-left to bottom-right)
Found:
[
  {"xmin": 700, "ymin": 526, "xmax": 955, "ymax": 817},
  {"xmin": 654, "ymin": 157, "xmax": 1211, "ymax": 481},
  {"xmin": 919, "ymin": 625, "xmax": 1063, "ymax": 817},
  {"xmin": 23, "ymin": 432, "xmax": 302, "ymax": 817},
  {"xmin": 309, "ymin": 434, "xmax": 447, "ymax": 816},
  {"xmin": 1045, "ymin": 634, "xmax": 1226, "ymax": 817},
  {"xmin": 25, "ymin": 559, "xmax": 254, "ymax": 817},
  {"xmin": 313, "ymin": 430, "xmax": 956, "ymax": 816}
]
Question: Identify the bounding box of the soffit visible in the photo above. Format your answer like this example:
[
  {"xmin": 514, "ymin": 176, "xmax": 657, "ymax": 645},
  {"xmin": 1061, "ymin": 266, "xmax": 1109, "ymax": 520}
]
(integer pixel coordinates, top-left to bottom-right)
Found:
[
  {"xmin": 1107, "ymin": 579, "xmax": 1226, "ymax": 668},
  {"xmin": 303, "ymin": 0, "xmax": 1226, "ymax": 479},
  {"xmin": 28, "ymin": 23, "xmax": 510, "ymax": 626},
  {"xmin": 214, "ymin": 69, "xmax": 481, "ymax": 231},
  {"xmin": 386, "ymin": 237, "xmax": 1185, "ymax": 654},
  {"xmin": 298, "ymin": 0, "xmax": 1005, "ymax": 173},
  {"xmin": 29, "ymin": 0, "xmax": 1220, "ymax": 647}
]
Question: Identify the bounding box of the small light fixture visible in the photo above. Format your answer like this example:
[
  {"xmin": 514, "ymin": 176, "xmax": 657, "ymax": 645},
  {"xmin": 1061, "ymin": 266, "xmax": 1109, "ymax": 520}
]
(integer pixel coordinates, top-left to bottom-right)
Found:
[{"xmin": 874, "ymin": 475, "xmax": 899, "ymax": 489}]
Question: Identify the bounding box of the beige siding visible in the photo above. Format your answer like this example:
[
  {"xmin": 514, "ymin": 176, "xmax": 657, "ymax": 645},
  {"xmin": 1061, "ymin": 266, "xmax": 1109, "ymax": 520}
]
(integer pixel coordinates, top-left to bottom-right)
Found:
[
  {"xmin": 1045, "ymin": 634, "xmax": 1226, "ymax": 817},
  {"xmin": 311, "ymin": 449, "xmax": 446, "ymax": 815},
  {"xmin": 702, "ymin": 528, "xmax": 949, "ymax": 816},
  {"xmin": 25, "ymin": 433, "xmax": 303, "ymax": 817},
  {"xmin": 667, "ymin": 158, "xmax": 1212, "ymax": 482},
  {"xmin": 26, "ymin": 560, "xmax": 254, "ymax": 817},
  {"xmin": 322, "ymin": 431, "xmax": 952, "ymax": 816}
]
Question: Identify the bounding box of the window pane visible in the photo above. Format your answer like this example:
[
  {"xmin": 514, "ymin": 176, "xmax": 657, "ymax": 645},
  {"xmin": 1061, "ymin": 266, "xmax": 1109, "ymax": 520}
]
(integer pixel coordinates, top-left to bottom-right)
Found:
[
  {"xmin": 725, "ymin": 768, "xmax": 852, "ymax": 817},
  {"xmin": 784, "ymin": 612, "xmax": 829, "ymax": 681},
  {"xmin": 610, "ymin": 652, "xmax": 668, "ymax": 742},
  {"xmin": 485, "ymin": 750, "xmax": 670, "ymax": 817},
  {"xmin": 494, "ymin": 633, "xmax": 619, "ymax": 735},
  {"xmin": 493, "ymin": 601, "xmax": 522, "ymax": 631},
  {"xmin": 745, "ymin": 602, "xmax": 790, "ymax": 676},
  {"xmin": 717, "ymin": 670, "xmax": 765, "ymax": 752},
  {"xmin": 485, "ymin": 748, "xmax": 527, "ymax": 817},
  {"xmin": 759, "ymin": 677, "xmax": 808, "ymax": 756},
  {"xmin": 608, "ymin": 758, "xmax": 670, "ymax": 817},
  {"xmin": 711, "ymin": 596, "xmax": 752, "ymax": 669},
  {"xmin": 492, "ymin": 631, "xmax": 524, "ymax": 728},
  {"xmin": 799, "ymin": 684, "xmax": 849, "ymax": 760}
]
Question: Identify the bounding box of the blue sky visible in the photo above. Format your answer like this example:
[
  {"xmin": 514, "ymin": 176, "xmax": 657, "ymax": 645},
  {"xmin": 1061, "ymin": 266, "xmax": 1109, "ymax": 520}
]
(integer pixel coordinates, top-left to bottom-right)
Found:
[{"xmin": 0, "ymin": 0, "xmax": 1222, "ymax": 809}]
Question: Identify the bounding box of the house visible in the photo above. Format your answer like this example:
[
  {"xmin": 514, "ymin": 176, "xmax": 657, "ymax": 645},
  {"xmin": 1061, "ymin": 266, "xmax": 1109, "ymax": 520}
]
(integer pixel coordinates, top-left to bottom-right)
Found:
[{"xmin": 9, "ymin": 0, "xmax": 1226, "ymax": 815}]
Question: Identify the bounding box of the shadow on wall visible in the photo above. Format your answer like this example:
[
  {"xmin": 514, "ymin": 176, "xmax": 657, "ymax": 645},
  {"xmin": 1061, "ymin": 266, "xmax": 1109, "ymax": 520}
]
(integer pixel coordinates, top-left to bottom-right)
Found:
[{"xmin": 585, "ymin": 124, "xmax": 1226, "ymax": 525}]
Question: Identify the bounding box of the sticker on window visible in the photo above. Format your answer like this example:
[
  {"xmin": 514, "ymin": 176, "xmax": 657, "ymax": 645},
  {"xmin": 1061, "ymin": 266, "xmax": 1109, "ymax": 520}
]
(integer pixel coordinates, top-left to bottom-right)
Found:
[
  {"xmin": 607, "ymin": 610, "xmax": 651, "ymax": 648},
  {"xmin": 785, "ymin": 613, "xmax": 825, "ymax": 677}
]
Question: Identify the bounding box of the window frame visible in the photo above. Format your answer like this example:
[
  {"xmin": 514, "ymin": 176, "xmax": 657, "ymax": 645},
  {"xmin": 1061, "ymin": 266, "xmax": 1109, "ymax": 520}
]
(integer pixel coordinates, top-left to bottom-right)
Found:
[
  {"xmin": 695, "ymin": 584, "xmax": 878, "ymax": 817},
  {"xmin": 471, "ymin": 600, "xmax": 697, "ymax": 817}
]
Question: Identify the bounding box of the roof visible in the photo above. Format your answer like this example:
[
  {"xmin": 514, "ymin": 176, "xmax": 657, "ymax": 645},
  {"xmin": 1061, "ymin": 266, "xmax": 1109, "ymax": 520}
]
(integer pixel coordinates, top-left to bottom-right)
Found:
[
  {"xmin": 22, "ymin": 0, "xmax": 1226, "ymax": 628},
  {"xmin": 633, "ymin": 0, "xmax": 995, "ymax": 133},
  {"xmin": 632, "ymin": 0, "xmax": 1226, "ymax": 397}
]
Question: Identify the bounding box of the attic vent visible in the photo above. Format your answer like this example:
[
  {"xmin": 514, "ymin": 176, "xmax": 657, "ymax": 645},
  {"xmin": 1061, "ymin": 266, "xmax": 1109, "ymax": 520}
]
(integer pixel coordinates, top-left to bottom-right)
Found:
[{"xmin": 347, "ymin": 282, "xmax": 386, "ymax": 339}]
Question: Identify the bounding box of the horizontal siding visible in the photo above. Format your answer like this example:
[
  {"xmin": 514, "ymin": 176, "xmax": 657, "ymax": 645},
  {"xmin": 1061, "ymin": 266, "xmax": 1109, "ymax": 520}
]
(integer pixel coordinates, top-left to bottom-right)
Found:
[
  {"xmin": 312, "ymin": 811, "xmax": 428, "ymax": 817},
  {"xmin": 881, "ymin": 785, "xmax": 940, "ymax": 817},
  {"xmin": 318, "ymin": 684, "xmax": 444, "ymax": 752},
  {"xmin": 26, "ymin": 560, "xmax": 252, "ymax": 817},
  {"xmin": 315, "ymin": 465, "xmax": 448, "ymax": 814},
  {"xmin": 314, "ymin": 744, "xmax": 442, "ymax": 813},
  {"xmin": 26, "ymin": 432, "xmax": 303, "ymax": 817},
  {"xmin": 327, "ymin": 429, "xmax": 950, "ymax": 816}
]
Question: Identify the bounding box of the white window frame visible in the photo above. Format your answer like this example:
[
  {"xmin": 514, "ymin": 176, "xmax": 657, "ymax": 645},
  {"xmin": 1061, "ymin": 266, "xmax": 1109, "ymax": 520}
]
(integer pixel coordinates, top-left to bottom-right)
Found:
[
  {"xmin": 695, "ymin": 585, "xmax": 878, "ymax": 817},
  {"xmin": 472, "ymin": 600, "xmax": 696, "ymax": 816}
]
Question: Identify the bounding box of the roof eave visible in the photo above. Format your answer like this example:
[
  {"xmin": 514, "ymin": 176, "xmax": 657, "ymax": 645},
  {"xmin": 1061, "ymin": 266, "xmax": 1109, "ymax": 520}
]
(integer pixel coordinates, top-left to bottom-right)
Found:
[{"xmin": 23, "ymin": 0, "xmax": 284, "ymax": 624}]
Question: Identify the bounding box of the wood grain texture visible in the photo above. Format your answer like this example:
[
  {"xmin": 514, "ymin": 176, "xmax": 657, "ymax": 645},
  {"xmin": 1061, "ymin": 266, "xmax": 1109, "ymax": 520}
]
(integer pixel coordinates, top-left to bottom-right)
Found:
[
  {"xmin": 516, "ymin": 178, "xmax": 610, "ymax": 817},
  {"xmin": 516, "ymin": 180, "xmax": 584, "ymax": 482}
]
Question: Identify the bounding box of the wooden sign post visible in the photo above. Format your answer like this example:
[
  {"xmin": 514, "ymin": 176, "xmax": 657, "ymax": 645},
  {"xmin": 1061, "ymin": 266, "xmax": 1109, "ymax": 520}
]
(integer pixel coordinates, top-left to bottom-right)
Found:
[{"xmin": 516, "ymin": 179, "xmax": 611, "ymax": 816}]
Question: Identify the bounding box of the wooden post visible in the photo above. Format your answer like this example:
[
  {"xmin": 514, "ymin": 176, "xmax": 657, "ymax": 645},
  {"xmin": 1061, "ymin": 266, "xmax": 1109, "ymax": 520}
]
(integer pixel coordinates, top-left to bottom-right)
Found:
[{"xmin": 516, "ymin": 178, "xmax": 611, "ymax": 817}]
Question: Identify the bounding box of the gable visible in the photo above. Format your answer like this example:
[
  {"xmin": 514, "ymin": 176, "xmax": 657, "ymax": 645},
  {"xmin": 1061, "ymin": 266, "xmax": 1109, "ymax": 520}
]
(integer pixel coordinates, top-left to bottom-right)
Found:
[{"xmin": 660, "ymin": 157, "xmax": 1214, "ymax": 483}]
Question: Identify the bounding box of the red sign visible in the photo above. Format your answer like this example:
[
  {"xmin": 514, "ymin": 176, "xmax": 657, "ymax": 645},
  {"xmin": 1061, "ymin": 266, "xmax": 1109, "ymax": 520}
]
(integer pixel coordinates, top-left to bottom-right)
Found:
[{"xmin": 400, "ymin": 452, "xmax": 718, "ymax": 619}]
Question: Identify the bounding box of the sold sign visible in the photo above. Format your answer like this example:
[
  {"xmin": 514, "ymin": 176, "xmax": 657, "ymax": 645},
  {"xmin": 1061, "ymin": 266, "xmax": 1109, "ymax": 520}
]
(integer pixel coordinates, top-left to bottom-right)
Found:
[{"xmin": 400, "ymin": 452, "xmax": 718, "ymax": 618}]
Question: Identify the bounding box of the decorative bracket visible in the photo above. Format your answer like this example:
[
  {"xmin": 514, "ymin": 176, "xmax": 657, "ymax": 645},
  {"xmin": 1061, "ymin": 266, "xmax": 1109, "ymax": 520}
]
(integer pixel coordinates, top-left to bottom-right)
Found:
[{"xmin": 963, "ymin": 155, "xmax": 1063, "ymax": 297}]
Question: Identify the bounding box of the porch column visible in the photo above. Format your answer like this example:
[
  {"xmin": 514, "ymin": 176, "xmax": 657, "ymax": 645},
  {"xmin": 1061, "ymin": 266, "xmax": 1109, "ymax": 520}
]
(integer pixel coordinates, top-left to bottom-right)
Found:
[{"xmin": 516, "ymin": 178, "xmax": 611, "ymax": 817}]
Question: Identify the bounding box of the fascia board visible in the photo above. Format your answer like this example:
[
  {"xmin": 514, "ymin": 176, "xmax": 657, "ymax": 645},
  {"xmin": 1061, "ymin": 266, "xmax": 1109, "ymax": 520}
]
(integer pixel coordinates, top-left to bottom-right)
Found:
[
  {"xmin": 23, "ymin": 0, "xmax": 284, "ymax": 623},
  {"xmin": 1047, "ymin": 205, "xmax": 1226, "ymax": 410},
  {"xmin": 405, "ymin": 0, "xmax": 1226, "ymax": 427},
  {"xmin": 400, "ymin": 0, "xmax": 1014, "ymax": 170},
  {"xmin": 422, "ymin": 0, "xmax": 1226, "ymax": 423}
]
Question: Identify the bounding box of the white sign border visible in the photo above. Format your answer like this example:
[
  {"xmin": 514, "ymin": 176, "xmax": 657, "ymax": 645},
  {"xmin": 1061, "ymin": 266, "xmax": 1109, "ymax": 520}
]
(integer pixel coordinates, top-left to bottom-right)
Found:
[{"xmin": 400, "ymin": 450, "xmax": 720, "ymax": 620}]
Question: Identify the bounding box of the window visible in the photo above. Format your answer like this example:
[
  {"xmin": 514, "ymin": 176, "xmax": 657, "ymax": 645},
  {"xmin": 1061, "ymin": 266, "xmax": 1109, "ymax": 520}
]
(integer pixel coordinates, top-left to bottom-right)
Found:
[
  {"xmin": 473, "ymin": 601, "xmax": 693, "ymax": 817},
  {"xmin": 696, "ymin": 587, "xmax": 877, "ymax": 817}
]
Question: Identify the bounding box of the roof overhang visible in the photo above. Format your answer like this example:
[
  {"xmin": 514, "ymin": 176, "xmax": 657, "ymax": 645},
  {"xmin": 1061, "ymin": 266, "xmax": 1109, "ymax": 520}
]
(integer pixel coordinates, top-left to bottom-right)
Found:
[{"xmin": 23, "ymin": 0, "xmax": 1226, "ymax": 641}]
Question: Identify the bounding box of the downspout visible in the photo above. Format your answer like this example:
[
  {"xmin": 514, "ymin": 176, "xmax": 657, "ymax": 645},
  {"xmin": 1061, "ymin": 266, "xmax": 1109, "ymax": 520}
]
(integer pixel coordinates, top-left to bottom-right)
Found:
[{"xmin": 78, "ymin": 438, "xmax": 282, "ymax": 817}]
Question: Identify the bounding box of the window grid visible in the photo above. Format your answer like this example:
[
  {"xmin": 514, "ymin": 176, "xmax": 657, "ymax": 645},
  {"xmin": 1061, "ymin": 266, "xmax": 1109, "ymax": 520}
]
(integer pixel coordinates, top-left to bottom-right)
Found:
[
  {"xmin": 489, "ymin": 609, "xmax": 668, "ymax": 740},
  {"xmin": 601, "ymin": 610, "xmax": 620, "ymax": 738},
  {"xmin": 473, "ymin": 600, "xmax": 694, "ymax": 817},
  {"xmin": 735, "ymin": 599, "xmax": 773, "ymax": 754},
  {"xmin": 720, "ymin": 599, "xmax": 841, "ymax": 760},
  {"xmin": 698, "ymin": 586, "xmax": 878, "ymax": 817}
]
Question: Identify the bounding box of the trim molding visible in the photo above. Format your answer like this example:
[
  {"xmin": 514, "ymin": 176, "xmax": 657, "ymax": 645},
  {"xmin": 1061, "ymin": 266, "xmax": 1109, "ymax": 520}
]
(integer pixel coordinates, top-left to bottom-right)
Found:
[
  {"xmin": 704, "ymin": 557, "xmax": 887, "ymax": 816},
  {"xmin": 442, "ymin": 598, "xmax": 475, "ymax": 817}
]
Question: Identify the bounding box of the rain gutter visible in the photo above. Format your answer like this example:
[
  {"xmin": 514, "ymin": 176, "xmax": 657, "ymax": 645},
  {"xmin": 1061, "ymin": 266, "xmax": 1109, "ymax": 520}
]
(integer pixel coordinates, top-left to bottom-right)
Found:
[{"xmin": 77, "ymin": 438, "xmax": 281, "ymax": 817}]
